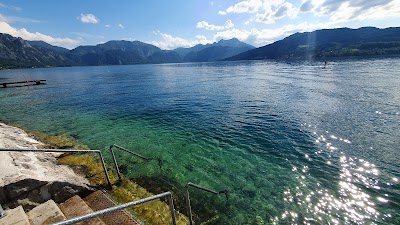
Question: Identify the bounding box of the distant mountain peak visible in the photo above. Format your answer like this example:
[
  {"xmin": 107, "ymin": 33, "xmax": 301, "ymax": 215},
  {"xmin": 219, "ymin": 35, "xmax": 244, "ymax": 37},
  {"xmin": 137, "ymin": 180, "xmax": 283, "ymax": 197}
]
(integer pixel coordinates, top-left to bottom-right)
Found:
[
  {"xmin": 215, "ymin": 38, "xmax": 254, "ymax": 48},
  {"xmin": 172, "ymin": 38, "xmax": 255, "ymax": 62},
  {"xmin": 28, "ymin": 40, "xmax": 69, "ymax": 53},
  {"xmin": 217, "ymin": 38, "xmax": 239, "ymax": 43}
]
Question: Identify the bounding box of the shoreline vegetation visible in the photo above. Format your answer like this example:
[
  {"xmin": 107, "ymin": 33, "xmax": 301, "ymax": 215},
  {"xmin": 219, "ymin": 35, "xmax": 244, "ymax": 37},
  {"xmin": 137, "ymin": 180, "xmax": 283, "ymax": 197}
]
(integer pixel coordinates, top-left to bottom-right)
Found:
[{"xmin": 0, "ymin": 121, "xmax": 189, "ymax": 225}]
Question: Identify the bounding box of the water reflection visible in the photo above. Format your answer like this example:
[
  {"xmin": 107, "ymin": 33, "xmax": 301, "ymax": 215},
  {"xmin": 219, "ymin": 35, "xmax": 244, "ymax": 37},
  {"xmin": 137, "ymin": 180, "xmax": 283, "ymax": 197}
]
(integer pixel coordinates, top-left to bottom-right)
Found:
[
  {"xmin": 1, "ymin": 60, "xmax": 399, "ymax": 224},
  {"xmin": 271, "ymin": 123, "xmax": 398, "ymax": 224}
]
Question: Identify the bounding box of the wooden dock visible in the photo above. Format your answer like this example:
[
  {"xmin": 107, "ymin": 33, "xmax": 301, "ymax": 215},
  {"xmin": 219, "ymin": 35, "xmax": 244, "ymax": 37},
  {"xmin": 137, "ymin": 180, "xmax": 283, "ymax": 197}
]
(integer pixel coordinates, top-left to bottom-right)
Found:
[{"xmin": 0, "ymin": 80, "xmax": 47, "ymax": 88}]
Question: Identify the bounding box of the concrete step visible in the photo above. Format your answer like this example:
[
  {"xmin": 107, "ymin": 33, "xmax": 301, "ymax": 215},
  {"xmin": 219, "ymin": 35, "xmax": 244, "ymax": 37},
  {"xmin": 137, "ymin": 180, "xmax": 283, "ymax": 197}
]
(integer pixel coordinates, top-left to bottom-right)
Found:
[
  {"xmin": 84, "ymin": 191, "xmax": 140, "ymax": 225},
  {"xmin": 0, "ymin": 206, "xmax": 30, "ymax": 225},
  {"xmin": 27, "ymin": 200, "xmax": 66, "ymax": 225},
  {"xmin": 59, "ymin": 195, "xmax": 105, "ymax": 225}
]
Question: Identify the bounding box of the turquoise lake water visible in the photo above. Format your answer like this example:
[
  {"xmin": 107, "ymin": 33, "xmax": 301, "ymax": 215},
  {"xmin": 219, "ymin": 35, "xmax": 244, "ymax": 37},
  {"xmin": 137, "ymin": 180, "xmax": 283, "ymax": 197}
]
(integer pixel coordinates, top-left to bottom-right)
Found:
[{"xmin": 0, "ymin": 59, "xmax": 399, "ymax": 224}]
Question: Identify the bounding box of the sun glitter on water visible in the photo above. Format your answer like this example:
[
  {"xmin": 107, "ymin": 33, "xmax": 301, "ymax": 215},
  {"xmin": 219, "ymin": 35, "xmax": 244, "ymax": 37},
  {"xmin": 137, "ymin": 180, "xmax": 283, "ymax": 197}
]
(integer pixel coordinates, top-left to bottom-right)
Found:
[{"xmin": 270, "ymin": 123, "xmax": 399, "ymax": 224}]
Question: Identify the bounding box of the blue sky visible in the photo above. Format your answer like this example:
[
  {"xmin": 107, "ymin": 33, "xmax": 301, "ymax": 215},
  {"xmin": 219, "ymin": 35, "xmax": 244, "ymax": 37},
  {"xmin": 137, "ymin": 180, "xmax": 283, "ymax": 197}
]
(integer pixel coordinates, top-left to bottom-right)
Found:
[{"xmin": 1, "ymin": 0, "xmax": 399, "ymax": 49}]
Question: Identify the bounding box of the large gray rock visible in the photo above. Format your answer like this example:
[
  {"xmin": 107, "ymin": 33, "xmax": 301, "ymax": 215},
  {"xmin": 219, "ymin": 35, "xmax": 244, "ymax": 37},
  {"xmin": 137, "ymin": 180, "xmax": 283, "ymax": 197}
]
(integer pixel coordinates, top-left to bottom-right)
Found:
[
  {"xmin": 0, "ymin": 122, "xmax": 95, "ymax": 213},
  {"xmin": 4, "ymin": 179, "xmax": 47, "ymax": 200},
  {"xmin": 4, "ymin": 180, "xmax": 94, "ymax": 211},
  {"xmin": 0, "ymin": 206, "xmax": 30, "ymax": 225},
  {"xmin": 27, "ymin": 200, "xmax": 66, "ymax": 225}
]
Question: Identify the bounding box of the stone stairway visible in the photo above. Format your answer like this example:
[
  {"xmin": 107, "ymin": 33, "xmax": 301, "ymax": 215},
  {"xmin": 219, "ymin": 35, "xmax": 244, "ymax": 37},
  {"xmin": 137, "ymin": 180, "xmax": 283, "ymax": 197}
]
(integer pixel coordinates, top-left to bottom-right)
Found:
[
  {"xmin": 0, "ymin": 190, "xmax": 141, "ymax": 225},
  {"xmin": 59, "ymin": 195, "xmax": 105, "ymax": 225}
]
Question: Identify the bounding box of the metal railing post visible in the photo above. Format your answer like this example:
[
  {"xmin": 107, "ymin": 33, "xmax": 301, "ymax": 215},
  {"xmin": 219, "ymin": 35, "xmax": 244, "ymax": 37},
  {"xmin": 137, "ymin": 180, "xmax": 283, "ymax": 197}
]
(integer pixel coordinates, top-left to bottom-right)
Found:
[
  {"xmin": 109, "ymin": 144, "xmax": 163, "ymax": 182},
  {"xmin": 98, "ymin": 151, "xmax": 112, "ymax": 189},
  {"xmin": 167, "ymin": 194, "xmax": 177, "ymax": 225},
  {"xmin": 185, "ymin": 182, "xmax": 228, "ymax": 225},
  {"xmin": 185, "ymin": 185, "xmax": 194, "ymax": 225},
  {"xmin": 109, "ymin": 145, "xmax": 122, "ymax": 180}
]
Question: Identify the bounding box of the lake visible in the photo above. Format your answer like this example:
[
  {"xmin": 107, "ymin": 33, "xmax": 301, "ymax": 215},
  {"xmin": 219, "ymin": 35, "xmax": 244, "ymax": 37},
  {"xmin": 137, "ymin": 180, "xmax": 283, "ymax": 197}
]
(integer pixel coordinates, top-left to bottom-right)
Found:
[{"xmin": 0, "ymin": 59, "xmax": 399, "ymax": 224}]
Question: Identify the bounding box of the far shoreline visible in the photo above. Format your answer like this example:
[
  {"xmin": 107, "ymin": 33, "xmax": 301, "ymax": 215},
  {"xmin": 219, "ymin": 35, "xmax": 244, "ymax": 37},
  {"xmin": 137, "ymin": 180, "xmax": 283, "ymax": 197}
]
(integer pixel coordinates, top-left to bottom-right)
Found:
[{"xmin": 1, "ymin": 54, "xmax": 400, "ymax": 71}]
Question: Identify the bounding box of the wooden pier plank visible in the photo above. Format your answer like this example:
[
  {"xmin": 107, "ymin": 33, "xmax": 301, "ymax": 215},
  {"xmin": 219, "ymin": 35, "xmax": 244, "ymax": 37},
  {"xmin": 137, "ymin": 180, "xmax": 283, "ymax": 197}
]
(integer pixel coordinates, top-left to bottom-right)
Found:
[{"xmin": 0, "ymin": 80, "xmax": 47, "ymax": 88}]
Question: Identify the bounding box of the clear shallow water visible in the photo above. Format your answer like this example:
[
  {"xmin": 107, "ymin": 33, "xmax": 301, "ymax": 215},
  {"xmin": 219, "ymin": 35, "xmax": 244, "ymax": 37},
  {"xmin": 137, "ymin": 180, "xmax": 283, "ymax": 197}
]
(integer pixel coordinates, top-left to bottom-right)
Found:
[{"xmin": 0, "ymin": 59, "xmax": 399, "ymax": 224}]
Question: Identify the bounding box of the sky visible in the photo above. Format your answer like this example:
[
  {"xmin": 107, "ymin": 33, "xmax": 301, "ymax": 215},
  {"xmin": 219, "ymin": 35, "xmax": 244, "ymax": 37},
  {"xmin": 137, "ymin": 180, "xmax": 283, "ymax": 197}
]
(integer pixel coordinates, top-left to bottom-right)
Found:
[{"xmin": 0, "ymin": 0, "xmax": 399, "ymax": 50}]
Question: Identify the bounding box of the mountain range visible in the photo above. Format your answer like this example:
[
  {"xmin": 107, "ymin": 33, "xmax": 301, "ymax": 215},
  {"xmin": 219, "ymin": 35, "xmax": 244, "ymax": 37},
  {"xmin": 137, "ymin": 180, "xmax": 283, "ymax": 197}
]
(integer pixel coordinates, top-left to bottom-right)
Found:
[
  {"xmin": 227, "ymin": 27, "xmax": 400, "ymax": 61},
  {"xmin": 1, "ymin": 27, "xmax": 399, "ymax": 69},
  {"xmin": 0, "ymin": 35, "xmax": 254, "ymax": 69},
  {"xmin": 0, "ymin": 33, "xmax": 73, "ymax": 69}
]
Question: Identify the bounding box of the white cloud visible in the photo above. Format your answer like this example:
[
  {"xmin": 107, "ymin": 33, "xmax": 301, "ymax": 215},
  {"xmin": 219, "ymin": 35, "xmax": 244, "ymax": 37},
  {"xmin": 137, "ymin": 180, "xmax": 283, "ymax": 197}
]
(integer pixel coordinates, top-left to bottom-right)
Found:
[
  {"xmin": 218, "ymin": 0, "xmax": 285, "ymax": 15},
  {"xmin": 0, "ymin": 3, "xmax": 22, "ymax": 11},
  {"xmin": 274, "ymin": 2, "xmax": 297, "ymax": 19},
  {"xmin": 196, "ymin": 20, "xmax": 234, "ymax": 30},
  {"xmin": 218, "ymin": 0, "xmax": 399, "ymax": 26},
  {"xmin": 214, "ymin": 0, "xmax": 399, "ymax": 47},
  {"xmin": 0, "ymin": 21, "xmax": 79, "ymax": 49},
  {"xmin": 223, "ymin": 0, "xmax": 263, "ymax": 14},
  {"xmin": 151, "ymin": 31, "xmax": 213, "ymax": 50},
  {"xmin": 225, "ymin": 20, "xmax": 234, "ymax": 28},
  {"xmin": 299, "ymin": 0, "xmax": 400, "ymax": 23},
  {"xmin": 213, "ymin": 21, "xmax": 331, "ymax": 47},
  {"xmin": 78, "ymin": 13, "xmax": 99, "ymax": 24},
  {"xmin": 105, "ymin": 24, "xmax": 111, "ymax": 28},
  {"xmin": 218, "ymin": 11, "xmax": 227, "ymax": 15},
  {"xmin": 261, "ymin": 0, "xmax": 285, "ymax": 9},
  {"xmin": 195, "ymin": 35, "xmax": 209, "ymax": 43},
  {"xmin": 355, "ymin": 0, "xmax": 400, "ymax": 21},
  {"xmin": 220, "ymin": 0, "xmax": 298, "ymax": 24},
  {"xmin": 328, "ymin": 2, "xmax": 358, "ymax": 23},
  {"xmin": 118, "ymin": 24, "xmax": 124, "ymax": 28},
  {"xmin": 196, "ymin": 21, "xmax": 224, "ymax": 30},
  {"xmin": 152, "ymin": 20, "xmax": 335, "ymax": 50},
  {"xmin": 213, "ymin": 28, "xmax": 252, "ymax": 42},
  {"xmin": 255, "ymin": 2, "xmax": 298, "ymax": 24},
  {"xmin": 299, "ymin": 0, "xmax": 313, "ymax": 12},
  {"xmin": 221, "ymin": 0, "xmax": 398, "ymax": 25}
]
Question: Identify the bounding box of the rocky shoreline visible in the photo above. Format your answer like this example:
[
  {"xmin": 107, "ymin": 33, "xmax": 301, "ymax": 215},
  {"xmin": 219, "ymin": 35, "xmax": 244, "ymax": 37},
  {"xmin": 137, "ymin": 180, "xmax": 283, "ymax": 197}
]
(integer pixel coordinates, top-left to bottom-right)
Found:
[
  {"xmin": 0, "ymin": 122, "xmax": 190, "ymax": 224},
  {"xmin": 0, "ymin": 122, "xmax": 93, "ymax": 210}
]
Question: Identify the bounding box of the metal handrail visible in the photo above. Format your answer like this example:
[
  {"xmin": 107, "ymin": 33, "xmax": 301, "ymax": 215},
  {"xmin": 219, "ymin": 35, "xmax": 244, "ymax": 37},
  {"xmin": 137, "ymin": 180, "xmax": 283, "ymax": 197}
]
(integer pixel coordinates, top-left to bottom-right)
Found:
[
  {"xmin": 51, "ymin": 191, "xmax": 177, "ymax": 225},
  {"xmin": 1, "ymin": 147, "xmax": 230, "ymax": 224},
  {"xmin": 0, "ymin": 148, "xmax": 112, "ymax": 189},
  {"xmin": 185, "ymin": 182, "xmax": 228, "ymax": 225},
  {"xmin": 109, "ymin": 144, "xmax": 162, "ymax": 180}
]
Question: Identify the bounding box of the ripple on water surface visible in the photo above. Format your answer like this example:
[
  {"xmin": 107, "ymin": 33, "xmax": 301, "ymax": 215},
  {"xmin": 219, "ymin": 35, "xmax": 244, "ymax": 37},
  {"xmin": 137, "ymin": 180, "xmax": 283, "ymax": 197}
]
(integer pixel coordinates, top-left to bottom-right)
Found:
[{"xmin": 0, "ymin": 59, "xmax": 399, "ymax": 224}]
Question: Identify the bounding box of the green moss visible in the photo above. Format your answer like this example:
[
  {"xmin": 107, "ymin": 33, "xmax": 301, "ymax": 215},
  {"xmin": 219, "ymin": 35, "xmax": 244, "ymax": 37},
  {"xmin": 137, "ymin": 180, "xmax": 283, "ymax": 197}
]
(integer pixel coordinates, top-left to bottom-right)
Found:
[
  {"xmin": 30, "ymin": 131, "xmax": 90, "ymax": 150},
  {"xmin": 110, "ymin": 177, "xmax": 189, "ymax": 225},
  {"xmin": 58, "ymin": 154, "xmax": 119, "ymax": 186},
  {"xmin": 59, "ymin": 154, "xmax": 189, "ymax": 225},
  {"xmin": 3, "ymin": 123, "xmax": 189, "ymax": 224}
]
